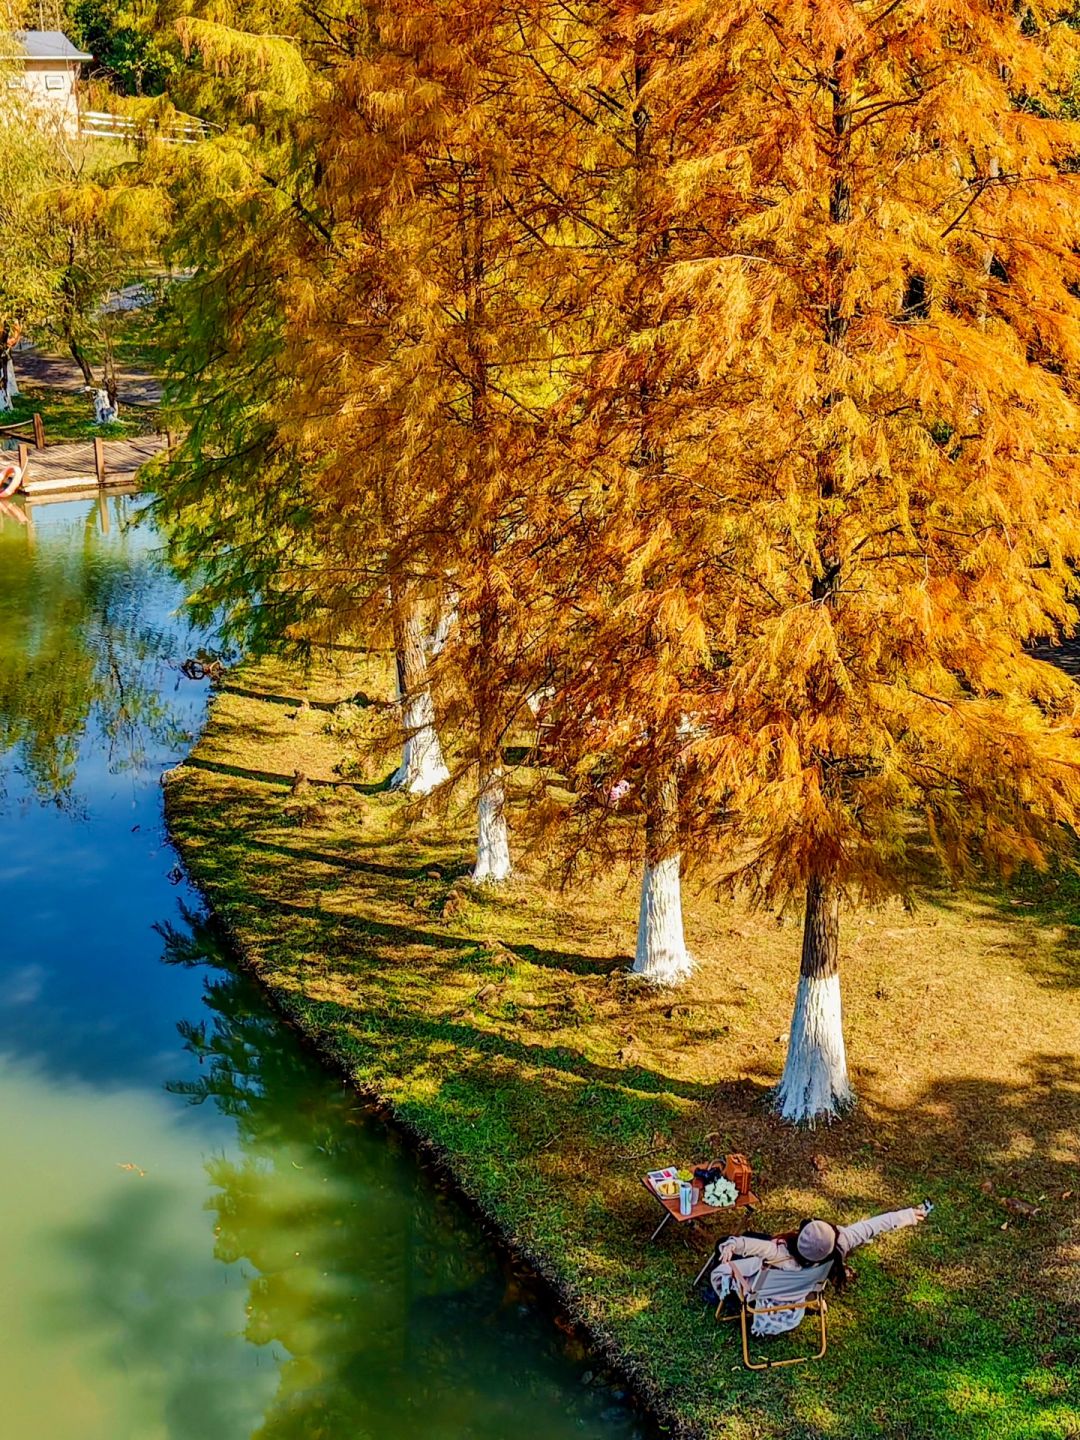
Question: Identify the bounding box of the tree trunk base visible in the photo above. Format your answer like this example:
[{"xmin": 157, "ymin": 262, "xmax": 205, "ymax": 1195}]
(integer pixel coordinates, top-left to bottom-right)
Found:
[
  {"xmin": 774, "ymin": 970, "xmax": 855, "ymax": 1124},
  {"xmin": 389, "ymin": 692, "xmax": 449, "ymax": 796},
  {"xmin": 632, "ymin": 854, "xmax": 693, "ymax": 985},
  {"xmin": 472, "ymin": 771, "xmax": 512, "ymax": 884}
]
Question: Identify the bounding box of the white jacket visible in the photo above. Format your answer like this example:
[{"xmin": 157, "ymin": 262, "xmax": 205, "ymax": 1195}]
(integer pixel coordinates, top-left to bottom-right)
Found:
[{"xmin": 711, "ymin": 1208, "xmax": 920, "ymax": 1335}]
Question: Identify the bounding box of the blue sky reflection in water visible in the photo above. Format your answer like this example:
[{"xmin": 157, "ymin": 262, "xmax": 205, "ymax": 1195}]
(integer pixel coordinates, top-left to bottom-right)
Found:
[{"xmin": 0, "ymin": 496, "xmax": 645, "ymax": 1440}]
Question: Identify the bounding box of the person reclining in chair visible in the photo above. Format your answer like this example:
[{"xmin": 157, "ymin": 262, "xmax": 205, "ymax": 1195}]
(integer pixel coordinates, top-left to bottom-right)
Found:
[{"xmin": 710, "ymin": 1204, "xmax": 929, "ymax": 1336}]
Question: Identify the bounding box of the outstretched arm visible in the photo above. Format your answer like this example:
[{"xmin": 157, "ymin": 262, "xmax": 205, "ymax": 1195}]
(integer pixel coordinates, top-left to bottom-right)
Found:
[{"xmin": 837, "ymin": 1206, "xmax": 924, "ymax": 1256}]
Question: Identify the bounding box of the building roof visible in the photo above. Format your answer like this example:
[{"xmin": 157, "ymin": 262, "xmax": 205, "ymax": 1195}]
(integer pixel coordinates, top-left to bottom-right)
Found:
[{"xmin": 4, "ymin": 31, "xmax": 94, "ymax": 63}]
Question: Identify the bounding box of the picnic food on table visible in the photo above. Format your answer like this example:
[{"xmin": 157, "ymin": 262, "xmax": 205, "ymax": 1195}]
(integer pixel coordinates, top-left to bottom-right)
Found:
[{"xmin": 647, "ymin": 1158, "xmax": 756, "ymax": 1209}]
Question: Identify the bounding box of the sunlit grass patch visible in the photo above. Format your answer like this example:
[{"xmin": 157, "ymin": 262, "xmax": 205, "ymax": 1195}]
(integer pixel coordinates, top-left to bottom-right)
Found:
[{"xmin": 5, "ymin": 386, "xmax": 156, "ymax": 441}]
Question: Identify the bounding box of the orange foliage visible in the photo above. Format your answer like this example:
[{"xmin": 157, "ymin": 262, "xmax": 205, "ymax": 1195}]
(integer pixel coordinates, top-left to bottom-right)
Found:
[{"xmin": 279, "ymin": 0, "xmax": 1080, "ymax": 902}]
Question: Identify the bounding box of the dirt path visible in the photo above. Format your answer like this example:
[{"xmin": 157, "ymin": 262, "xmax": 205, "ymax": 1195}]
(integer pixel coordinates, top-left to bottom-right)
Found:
[{"xmin": 12, "ymin": 346, "xmax": 162, "ymax": 406}]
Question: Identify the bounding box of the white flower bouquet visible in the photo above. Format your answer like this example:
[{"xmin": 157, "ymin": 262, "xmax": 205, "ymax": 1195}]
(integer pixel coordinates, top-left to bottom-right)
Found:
[{"xmin": 702, "ymin": 1176, "xmax": 738, "ymax": 1208}]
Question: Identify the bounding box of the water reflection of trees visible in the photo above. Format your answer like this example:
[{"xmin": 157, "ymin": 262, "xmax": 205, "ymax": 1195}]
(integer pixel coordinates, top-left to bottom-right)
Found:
[
  {"xmin": 0, "ymin": 500, "xmax": 196, "ymax": 806},
  {"xmin": 161, "ymin": 910, "xmax": 640, "ymax": 1440},
  {"xmin": 41, "ymin": 1179, "xmax": 275, "ymax": 1440}
]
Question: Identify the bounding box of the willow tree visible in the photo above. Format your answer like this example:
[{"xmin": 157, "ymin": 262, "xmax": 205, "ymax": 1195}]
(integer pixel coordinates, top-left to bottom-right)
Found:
[
  {"xmin": 46, "ymin": 148, "xmax": 168, "ymax": 391},
  {"xmin": 662, "ymin": 0, "xmax": 1080, "ymax": 1119},
  {"xmin": 152, "ymin": 3, "xmax": 346, "ymax": 653},
  {"xmin": 0, "ymin": 110, "xmax": 53, "ymax": 409},
  {"xmin": 0, "ymin": 69, "xmax": 162, "ymax": 400}
]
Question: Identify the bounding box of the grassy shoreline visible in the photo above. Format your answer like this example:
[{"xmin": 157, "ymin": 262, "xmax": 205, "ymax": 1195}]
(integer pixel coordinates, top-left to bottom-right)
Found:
[{"xmin": 166, "ymin": 653, "xmax": 1080, "ymax": 1440}]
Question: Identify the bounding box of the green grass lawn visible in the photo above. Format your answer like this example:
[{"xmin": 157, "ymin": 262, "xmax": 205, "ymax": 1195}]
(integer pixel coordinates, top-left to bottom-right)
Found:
[
  {"xmin": 2, "ymin": 387, "xmax": 156, "ymax": 443},
  {"xmin": 3, "ymin": 290, "xmax": 171, "ymax": 446},
  {"xmin": 107, "ymin": 298, "xmax": 171, "ymax": 375},
  {"xmin": 167, "ymin": 653, "xmax": 1080, "ymax": 1440}
]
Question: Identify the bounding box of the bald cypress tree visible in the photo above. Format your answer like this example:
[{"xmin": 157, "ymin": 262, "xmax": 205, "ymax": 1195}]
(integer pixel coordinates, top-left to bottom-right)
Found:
[
  {"xmin": 657, "ymin": 0, "xmax": 1080, "ymax": 1120},
  {"xmin": 285, "ymin": 0, "xmax": 575, "ymax": 876},
  {"xmin": 494, "ymin": 1, "xmax": 721, "ymax": 979}
]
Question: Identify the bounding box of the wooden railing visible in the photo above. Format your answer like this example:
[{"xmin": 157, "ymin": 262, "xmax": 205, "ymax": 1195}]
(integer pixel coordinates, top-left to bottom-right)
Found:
[
  {"xmin": 0, "ymin": 412, "xmax": 46, "ymax": 448},
  {"xmin": 79, "ymin": 110, "xmax": 218, "ymax": 146}
]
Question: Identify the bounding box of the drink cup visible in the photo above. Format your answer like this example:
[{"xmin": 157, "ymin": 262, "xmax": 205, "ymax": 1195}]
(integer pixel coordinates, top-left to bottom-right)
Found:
[{"xmin": 679, "ymin": 1181, "xmax": 694, "ymax": 1216}]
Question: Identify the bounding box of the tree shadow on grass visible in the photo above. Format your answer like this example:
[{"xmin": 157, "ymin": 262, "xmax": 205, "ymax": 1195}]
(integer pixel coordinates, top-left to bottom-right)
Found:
[
  {"xmin": 980, "ymin": 867, "xmax": 1080, "ymax": 992},
  {"xmin": 502, "ymin": 941, "xmax": 630, "ymax": 978},
  {"xmin": 271, "ymin": 897, "xmax": 494, "ymax": 955},
  {"xmin": 1032, "ymin": 925, "xmax": 1080, "ymax": 991},
  {"xmin": 253, "ymin": 870, "xmax": 630, "ymax": 976},
  {"xmin": 218, "ymin": 682, "xmax": 381, "ymax": 711},
  {"xmin": 242, "ymin": 835, "xmax": 474, "ymax": 884},
  {"xmin": 885, "ymin": 835, "xmax": 1080, "ymax": 994},
  {"xmin": 697, "ymin": 1053, "xmax": 1079, "ymax": 1227},
  {"xmin": 298, "ymin": 987, "xmax": 714, "ymax": 1106},
  {"xmin": 184, "ymin": 756, "xmax": 390, "ymax": 795},
  {"xmin": 841, "ymin": 823, "xmax": 1080, "ymax": 991},
  {"xmin": 251, "ymin": 892, "xmax": 641, "ymax": 985}
]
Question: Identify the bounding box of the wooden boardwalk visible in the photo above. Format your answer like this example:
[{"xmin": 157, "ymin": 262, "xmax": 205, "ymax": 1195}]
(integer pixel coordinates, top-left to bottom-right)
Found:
[{"xmin": 18, "ymin": 436, "xmax": 167, "ymax": 496}]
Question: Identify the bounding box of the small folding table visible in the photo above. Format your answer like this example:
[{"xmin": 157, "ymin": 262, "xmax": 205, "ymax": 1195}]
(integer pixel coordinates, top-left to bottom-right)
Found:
[{"xmin": 641, "ymin": 1164, "xmax": 759, "ymax": 1284}]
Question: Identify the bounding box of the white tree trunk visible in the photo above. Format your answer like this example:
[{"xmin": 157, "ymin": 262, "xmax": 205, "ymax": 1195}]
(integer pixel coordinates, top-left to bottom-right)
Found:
[
  {"xmin": 6, "ymin": 359, "xmax": 18, "ymax": 399},
  {"xmin": 632, "ymin": 852, "xmax": 694, "ymax": 983},
  {"xmin": 775, "ymin": 970, "xmax": 853, "ymax": 1123},
  {"xmin": 472, "ymin": 762, "xmax": 512, "ymax": 883},
  {"xmin": 389, "ymin": 685, "xmax": 449, "ymax": 795},
  {"xmin": 390, "ymin": 592, "xmax": 449, "ymax": 796},
  {"xmin": 427, "ymin": 593, "xmax": 458, "ymax": 658},
  {"xmin": 632, "ymin": 762, "xmax": 693, "ymax": 983},
  {"xmin": 775, "ymin": 876, "xmax": 854, "ymax": 1124}
]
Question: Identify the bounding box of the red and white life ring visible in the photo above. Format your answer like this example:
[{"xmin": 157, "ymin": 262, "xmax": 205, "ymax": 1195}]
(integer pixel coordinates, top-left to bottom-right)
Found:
[{"xmin": 0, "ymin": 462, "xmax": 23, "ymax": 498}]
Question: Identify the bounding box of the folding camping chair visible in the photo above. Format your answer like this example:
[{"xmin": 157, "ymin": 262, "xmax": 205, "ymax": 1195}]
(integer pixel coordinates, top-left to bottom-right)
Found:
[{"xmin": 716, "ymin": 1258, "xmax": 833, "ymax": 1370}]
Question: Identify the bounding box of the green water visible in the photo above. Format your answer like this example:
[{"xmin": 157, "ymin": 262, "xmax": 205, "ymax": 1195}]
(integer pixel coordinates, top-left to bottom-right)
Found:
[{"xmin": 0, "ymin": 495, "xmax": 645, "ymax": 1440}]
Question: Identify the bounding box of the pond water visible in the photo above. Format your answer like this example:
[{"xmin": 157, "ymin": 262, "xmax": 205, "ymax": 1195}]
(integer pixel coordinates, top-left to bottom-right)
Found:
[{"xmin": 0, "ymin": 494, "xmax": 645, "ymax": 1440}]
